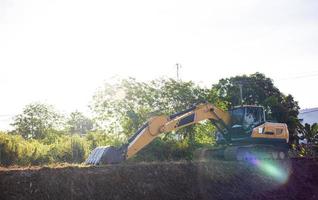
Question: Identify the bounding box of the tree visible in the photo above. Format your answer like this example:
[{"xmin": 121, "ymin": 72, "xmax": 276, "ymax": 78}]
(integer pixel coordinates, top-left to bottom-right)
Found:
[
  {"xmin": 11, "ymin": 103, "xmax": 63, "ymax": 139},
  {"xmin": 213, "ymin": 72, "xmax": 300, "ymax": 144},
  {"xmin": 66, "ymin": 111, "xmax": 93, "ymax": 135},
  {"xmin": 214, "ymin": 73, "xmax": 282, "ymax": 107},
  {"xmin": 303, "ymin": 123, "xmax": 318, "ymax": 144}
]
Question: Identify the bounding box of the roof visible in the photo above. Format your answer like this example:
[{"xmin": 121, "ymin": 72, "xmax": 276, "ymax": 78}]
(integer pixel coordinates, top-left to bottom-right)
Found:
[
  {"xmin": 299, "ymin": 107, "xmax": 318, "ymax": 114},
  {"xmin": 299, "ymin": 108, "xmax": 318, "ymax": 125}
]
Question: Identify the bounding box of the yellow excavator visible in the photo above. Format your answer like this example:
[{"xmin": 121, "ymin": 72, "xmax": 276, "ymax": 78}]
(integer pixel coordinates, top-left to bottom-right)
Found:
[{"xmin": 85, "ymin": 102, "xmax": 289, "ymax": 165}]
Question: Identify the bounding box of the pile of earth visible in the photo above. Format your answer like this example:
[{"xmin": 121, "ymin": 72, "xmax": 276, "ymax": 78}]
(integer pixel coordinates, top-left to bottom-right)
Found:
[{"xmin": 1, "ymin": 158, "xmax": 318, "ymax": 200}]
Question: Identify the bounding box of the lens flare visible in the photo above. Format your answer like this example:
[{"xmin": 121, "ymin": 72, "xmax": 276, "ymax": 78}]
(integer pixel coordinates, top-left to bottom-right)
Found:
[{"xmin": 249, "ymin": 158, "xmax": 290, "ymax": 184}]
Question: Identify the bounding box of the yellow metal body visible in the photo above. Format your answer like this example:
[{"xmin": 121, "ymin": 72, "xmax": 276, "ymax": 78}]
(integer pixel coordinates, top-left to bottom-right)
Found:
[
  {"xmin": 251, "ymin": 122, "xmax": 289, "ymax": 143},
  {"xmin": 126, "ymin": 103, "xmax": 231, "ymax": 158},
  {"xmin": 126, "ymin": 103, "xmax": 289, "ymax": 159},
  {"xmin": 127, "ymin": 116, "xmax": 168, "ymax": 158}
]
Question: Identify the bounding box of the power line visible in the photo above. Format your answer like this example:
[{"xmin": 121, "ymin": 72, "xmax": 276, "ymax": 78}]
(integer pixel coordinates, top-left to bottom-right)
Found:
[
  {"xmin": 0, "ymin": 114, "xmax": 14, "ymax": 117},
  {"xmin": 0, "ymin": 119, "xmax": 11, "ymax": 122},
  {"xmin": 279, "ymin": 73, "xmax": 318, "ymax": 81},
  {"xmin": 230, "ymin": 71, "xmax": 318, "ymax": 82},
  {"xmin": 299, "ymin": 108, "xmax": 318, "ymax": 114}
]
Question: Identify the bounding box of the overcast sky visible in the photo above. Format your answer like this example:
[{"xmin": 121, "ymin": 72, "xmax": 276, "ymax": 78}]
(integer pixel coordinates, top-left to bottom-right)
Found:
[{"xmin": 0, "ymin": 0, "xmax": 318, "ymax": 130}]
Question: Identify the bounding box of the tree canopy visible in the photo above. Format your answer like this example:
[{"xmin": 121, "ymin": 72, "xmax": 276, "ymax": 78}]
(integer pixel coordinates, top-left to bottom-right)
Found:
[
  {"xmin": 11, "ymin": 103, "xmax": 63, "ymax": 139},
  {"xmin": 66, "ymin": 111, "xmax": 94, "ymax": 135}
]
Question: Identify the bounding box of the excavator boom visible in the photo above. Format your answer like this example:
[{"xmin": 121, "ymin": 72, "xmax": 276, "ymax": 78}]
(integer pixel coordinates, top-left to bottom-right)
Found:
[{"xmin": 85, "ymin": 103, "xmax": 231, "ymax": 165}]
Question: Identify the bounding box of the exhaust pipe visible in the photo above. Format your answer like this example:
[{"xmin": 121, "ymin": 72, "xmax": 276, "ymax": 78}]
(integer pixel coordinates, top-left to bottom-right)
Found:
[{"xmin": 85, "ymin": 145, "xmax": 127, "ymax": 165}]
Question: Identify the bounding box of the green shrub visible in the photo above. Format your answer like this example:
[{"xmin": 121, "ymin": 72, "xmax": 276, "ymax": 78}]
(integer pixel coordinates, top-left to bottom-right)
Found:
[
  {"xmin": 132, "ymin": 138, "xmax": 192, "ymax": 162},
  {"xmin": 85, "ymin": 131, "xmax": 123, "ymax": 150},
  {"xmin": 0, "ymin": 132, "xmax": 91, "ymax": 165},
  {"xmin": 0, "ymin": 132, "xmax": 49, "ymax": 166},
  {"xmin": 0, "ymin": 129, "xmax": 215, "ymax": 166},
  {"xmin": 47, "ymin": 135, "xmax": 88, "ymax": 163}
]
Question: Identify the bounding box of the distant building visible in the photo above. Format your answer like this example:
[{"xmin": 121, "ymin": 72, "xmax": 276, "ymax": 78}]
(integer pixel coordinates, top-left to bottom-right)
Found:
[
  {"xmin": 299, "ymin": 108, "xmax": 318, "ymax": 125},
  {"xmin": 298, "ymin": 108, "xmax": 318, "ymax": 144}
]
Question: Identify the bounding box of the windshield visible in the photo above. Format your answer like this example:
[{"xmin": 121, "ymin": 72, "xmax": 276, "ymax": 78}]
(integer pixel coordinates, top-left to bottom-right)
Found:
[
  {"xmin": 230, "ymin": 107, "xmax": 264, "ymax": 128},
  {"xmin": 230, "ymin": 108, "xmax": 245, "ymax": 126},
  {"xmin": 243, "ymin": 107, "xmax": 264, "ymax": 128}
]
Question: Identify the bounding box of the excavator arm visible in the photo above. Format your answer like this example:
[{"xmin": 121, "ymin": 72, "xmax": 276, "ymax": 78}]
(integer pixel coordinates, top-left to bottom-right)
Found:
[{"xmin": 85, "ymin": 103, "xmax": 231, "ymax": 165}]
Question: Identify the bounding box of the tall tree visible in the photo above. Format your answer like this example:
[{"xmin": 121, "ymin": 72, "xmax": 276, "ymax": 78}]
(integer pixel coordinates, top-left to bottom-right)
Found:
[
  {"xmin": 303, "ymin": 123, "xmax": 318, "ymax": 143},
  {"xmin": 66, "ymin": 111, "xmax": 93, "ymax": 135},
  {"xmin": 11, "ymin": 103, "xmax": 62, "ymax": 139}
]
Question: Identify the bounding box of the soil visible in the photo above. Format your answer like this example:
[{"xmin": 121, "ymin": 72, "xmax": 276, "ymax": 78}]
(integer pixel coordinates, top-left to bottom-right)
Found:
[{"xmin": 1, "ymin": 158, "xmax": 318, "ymax": 200}]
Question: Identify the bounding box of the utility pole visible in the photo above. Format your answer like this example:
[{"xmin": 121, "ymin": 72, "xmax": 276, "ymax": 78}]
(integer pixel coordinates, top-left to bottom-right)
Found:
[
  {"xmin": 238, "ymin": 83, "xmax": 243, "ymax": 106},
  {"xmin": 233, "ymin": 80, "xmax": 244, "ymax": 106},
  {"xmin": 176, "ymin": 63, "xmax": 182, "ymax": 81}
]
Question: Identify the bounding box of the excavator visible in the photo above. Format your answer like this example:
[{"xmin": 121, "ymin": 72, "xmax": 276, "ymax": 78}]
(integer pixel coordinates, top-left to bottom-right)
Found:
[{"xmin": 85, "ymin": 102, "xmax": 289, "ymax": 165}]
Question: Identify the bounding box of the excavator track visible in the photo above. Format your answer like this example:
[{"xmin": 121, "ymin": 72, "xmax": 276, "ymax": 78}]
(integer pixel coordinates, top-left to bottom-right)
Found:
[{"xmin": 194, "ymin": 145, "xmax": 289, "ymax": 162}]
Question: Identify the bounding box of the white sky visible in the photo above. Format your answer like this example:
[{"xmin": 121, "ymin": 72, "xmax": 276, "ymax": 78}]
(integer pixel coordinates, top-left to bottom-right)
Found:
[{"xmin": 1, "ymin": 0, "xmax": 318, "ymax": 130}]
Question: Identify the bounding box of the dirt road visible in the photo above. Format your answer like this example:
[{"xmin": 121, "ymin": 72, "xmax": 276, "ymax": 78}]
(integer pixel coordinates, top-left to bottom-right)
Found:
[{"xmin": 1, "ymin": 158, "xmax": 318, "ymax": 200}]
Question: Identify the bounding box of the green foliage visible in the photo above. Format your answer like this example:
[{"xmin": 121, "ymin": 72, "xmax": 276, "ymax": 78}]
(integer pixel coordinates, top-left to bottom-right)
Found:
[
  {"xmin": 302, "ymin": 123, "xmax": 318, "ymax": 144},
  {"xmin": 0, "ymin": 130, "xmax": 121, "ymax": 166},
  {"xmin": 131, "ymin": 138, "xmax": 192, "ymax": 162},
  {"xmin": 47, "ymin": 135, "xmax": 88, "ymax": 163},
  {"xmin": 40, "ymin": 130, "xmax": 65, "ymax": 145},
  {"xmin": 0, "ymin": 132, "xmax": 49, "ymax": 165},
  {"xmin": 85, "ymin": 131, "xmax": 124, "ymax": 150},
  {"xmin": 214, "ymin": 73, "xmax": 280, "ymax": 106},
  {"xmin": 66, "ymin": 111, "xmax": 94, "ymax": 135},
  {"xmin": 11, "ymin": 103, "xmax": 63, "ymax": 140},
  {"xmin": 193, "ymin": 122, "xmax": 216, "ymax": 146}
]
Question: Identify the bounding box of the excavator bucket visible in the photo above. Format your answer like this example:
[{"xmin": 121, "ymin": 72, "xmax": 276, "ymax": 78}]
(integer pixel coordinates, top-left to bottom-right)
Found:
[{"xmin": 85, "ymin": 146, "xmax": 126, "ymax": 165}]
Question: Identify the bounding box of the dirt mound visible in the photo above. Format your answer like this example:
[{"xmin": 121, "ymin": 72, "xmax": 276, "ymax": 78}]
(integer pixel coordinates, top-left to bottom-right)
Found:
[{"xmin": 1, "ymin": 159, "xmax": 318, "ymax": 200}]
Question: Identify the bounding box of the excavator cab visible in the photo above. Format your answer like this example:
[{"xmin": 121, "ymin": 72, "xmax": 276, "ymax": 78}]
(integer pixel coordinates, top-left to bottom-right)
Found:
[
  {"xmin": 229, "ymin": 106, "xmax": 265, "ymax": 128},
  {"xmin": 227, "ymin": 106, "xmax": 266, "ymax": 141}
]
